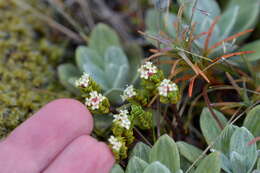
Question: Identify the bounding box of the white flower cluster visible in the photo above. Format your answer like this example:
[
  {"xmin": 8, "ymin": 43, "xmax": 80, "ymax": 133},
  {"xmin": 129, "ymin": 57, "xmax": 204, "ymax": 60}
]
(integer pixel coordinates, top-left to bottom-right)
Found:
[
  {"xmin": 85, "ymin": 91, "xmax": 105, "ymax": 110},
  {"xmin": 75, "ymin": 72, "xmax": 90, "ymax": 88},
  {"xmin": 108, "ymin": 136, "xmax": 122, "ymax": 152},
  {"xmin": 138, "ymin": 61, "xmax": 158, "ymax": 79},
  {"xmin": 158, "ymin": 79, "xmax": 178, "ymax": 97},
  {"xmin": 113, "ymin": 110, "xmax": 131, "ymax": 130},
  {"xmin": 121, "ymin": 85, "xmax": 137, "ymax": 101}
]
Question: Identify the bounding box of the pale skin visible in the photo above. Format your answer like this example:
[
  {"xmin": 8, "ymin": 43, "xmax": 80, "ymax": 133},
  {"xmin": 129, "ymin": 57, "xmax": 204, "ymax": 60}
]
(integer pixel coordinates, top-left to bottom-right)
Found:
[{"xmin": 0, "ymin": 99, "xmax": 115, "ymax": 173}]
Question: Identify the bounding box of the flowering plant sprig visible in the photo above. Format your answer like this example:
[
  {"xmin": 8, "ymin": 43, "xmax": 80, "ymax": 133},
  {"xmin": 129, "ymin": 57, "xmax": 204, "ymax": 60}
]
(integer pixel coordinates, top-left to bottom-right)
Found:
[
  {"xmin": 75, "ymin": 72, "xmax": 101, "ymax": 93},
  {"xmin": 158, "ymin": 79, "xmax": 180, "ymax": 104},
  {"xmin": 138, "ymin": 61, "xmax": 164, "ymax": 91},
  {"xmin": 75, "ymin": 74, "xmax": 110, "ymax": 114},
  {"xmin": 75, "ymin": 61, "xmax": 181, "ymax": 161}
]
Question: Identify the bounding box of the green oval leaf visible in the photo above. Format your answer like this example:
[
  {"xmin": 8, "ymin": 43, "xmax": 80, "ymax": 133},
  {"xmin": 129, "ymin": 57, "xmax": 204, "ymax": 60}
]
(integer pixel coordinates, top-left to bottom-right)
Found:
[
  {"xmin": 110, "ymin": 164, "xmax": 124, "ymax": 173},
  {"xmin": 177, "ymin": 141, "xmax": 203, "ymax": 164},
  {"xmin": 126, "ymin": 156, "xmax": 148, "ymax": 173},
  {"xmin": 195, "ymin": 152, "xmax": 221, "ymax": 173},
  {"xmin": 230, "ymin": 127, "xmax": 257, "ymax": 173},
  {"xmin": 243, "ymin": 105, "xmax": 260, "ymax": 148},
  {"xmin": 57, "ymin": 63, "xmax": 81, "ymax": 94},
  {"xmin": 143, "ymin": 162, "xmax": 171, "ymax": 173},
  {"xmin": 104, "ymin": 46, "xmax": 130, "ymax": 88},
  {"xmin": 130, "ymin": 142, "xmax": 151, "ymax": 162},
  {"xmin": 149, "ymin": 134, "xmax": 180, "ymax": 173},
  {"xmin": 89, "ymin": 23, "xmax": 120, "ymax": 56},
  {"xmin": 200, "ymin": 107, "xmax": 228, "ymax": 146}
]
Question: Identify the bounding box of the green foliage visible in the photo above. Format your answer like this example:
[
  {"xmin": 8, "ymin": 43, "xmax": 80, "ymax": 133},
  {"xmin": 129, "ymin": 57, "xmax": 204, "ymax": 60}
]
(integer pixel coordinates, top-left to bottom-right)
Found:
[
  {"xmin": 177, "ymin": 141, "xmax": 203, "ymax": 164},
  {"xmin": 200, "ymin": 107, "xmax": 260, "ymax": 173},
  {"xmin": 243, "ymin": 105, "xmax": 260, "ymax": 148},
  {"xmin": 146, "ymin": 0, "xmax": 260, "ymax": 56},
  {"xmin": 111, "ymin": 135, "xmax": 224, "ymax": 173},
  {"xmin": 194, "ymin": 152, "xmax": 221, "ymax": 173},
  {"xmin": 0, "ymin": 0, "xmax": 70, "ymax": 139},
  {"xmin": 130, "ymin": 142, "xmax": 151, "ymax": 162},
  {"xmin": 200, "ymin": 108, "xmax": 228, "ymax": 146},
  {"xmin": 58, "ymin": 23, "xmax": 142, "ymax": 105},
  {"xmin": 149, "ymin": 134, "xmax": 180, "ymax": 173}
]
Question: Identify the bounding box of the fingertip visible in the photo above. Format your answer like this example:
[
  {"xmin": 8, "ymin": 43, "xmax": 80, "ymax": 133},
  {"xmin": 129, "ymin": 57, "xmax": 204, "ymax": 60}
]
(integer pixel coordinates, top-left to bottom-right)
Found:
[{"xmin": 44, "ymin": 98, "xmax": 93, "ymax": 133}]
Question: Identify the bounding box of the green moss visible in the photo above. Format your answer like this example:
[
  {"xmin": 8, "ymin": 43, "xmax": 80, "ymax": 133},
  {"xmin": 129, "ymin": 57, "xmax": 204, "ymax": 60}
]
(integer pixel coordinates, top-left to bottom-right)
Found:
[{"xmin": 0, "ymin": 1, "xmax": 71, "ymax": 138}]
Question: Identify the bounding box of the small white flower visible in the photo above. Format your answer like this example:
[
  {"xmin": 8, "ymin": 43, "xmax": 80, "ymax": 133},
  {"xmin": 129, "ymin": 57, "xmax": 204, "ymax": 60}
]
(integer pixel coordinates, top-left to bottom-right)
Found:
[
  {"xmin": 85, "ymin": 91, "xmax": 105, "ymax": 110},
  {"xmin": 121, "ymin": 85, "xmax": 137, "ymax": 101},
  {"xmin": 113, "ymin": 110, "xmax": 131, "ymax": 130},
  {"xmin": 158, "ymin": 79, "xmax": 178, "ymax": 97},
  {"xmin": 75, "ymin": 72, "xmax": 90, "ymax": 88},
  {"xmin": 138, "ymin": 61, "xmax": 158, "ymax": 79},
  {"xmin": 108, "ymin": 136, "xmax": 122, "ymax": 152}
]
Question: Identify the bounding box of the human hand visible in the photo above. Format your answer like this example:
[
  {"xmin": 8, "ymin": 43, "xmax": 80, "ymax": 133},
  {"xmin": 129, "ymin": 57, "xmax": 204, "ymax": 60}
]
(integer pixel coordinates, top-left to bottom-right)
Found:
[{"xmin": 0, "ymin": 99, "xmax": 115, "ymax": 173}]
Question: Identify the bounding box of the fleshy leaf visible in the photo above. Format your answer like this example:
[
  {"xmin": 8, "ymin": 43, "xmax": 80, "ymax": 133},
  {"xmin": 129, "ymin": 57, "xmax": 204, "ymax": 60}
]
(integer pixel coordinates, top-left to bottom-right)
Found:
[
  {"xmin": 130, "ymin": 142, "xmax": 151, "ymax": 162},
  {"xmin": 104, "ymin": 88, "xmax": 123, "ymax": 105},
  {"xmin": 194, "ymin": 152, "xmax": 221, "ymax": 173},
  {"xmin": 200, "ymin": 107, "xmax": 228, "ymax": 146},
  {"xmin": 93, "ymin": 114, "xmax": 113, "ymax": 137},
  {"xmin": 218, "ymin": 5, "xmax": 239, "ymax": 39},
  {"xmin": 57, "ymin": 63, "xmax": 81, "ymax": 94},
  {"xmin": 143, "ymin": 162, "xmax": 171, "ymax": 173},
  {"xmin": 177, "ymin": 141, "xmax": 203, "ymax": 164},
  {"xmin": 104, "ymin": 46, "xmax": 130, "ymax": 88},
  {"xmin": 124, "ymin": 43, "xmax": 142, "ymax": 84},
  {"xmin": 75, "ymin": 46, "xmax": 109, "ymax": 90},
  {"xmin": 110, "ymin": 164, "xmax": 124, "ymax": 173},
  {"xmin": 126, "ymin": 156, "xmax": 148, "ymax": 173},
  {"xmin": 89, "ymin": 23, "xmax": 120, "ymax": 56},
  {"xmin": 230, "ymin": 127, "xmax": 257, "ymax": 173},
  {"xmin": 226, "ymin": 0, "xmax": 260, "ymax": 42},
  {"xmin": 149, "ymin": 134, "xmax": 180, "ymax": 173}
]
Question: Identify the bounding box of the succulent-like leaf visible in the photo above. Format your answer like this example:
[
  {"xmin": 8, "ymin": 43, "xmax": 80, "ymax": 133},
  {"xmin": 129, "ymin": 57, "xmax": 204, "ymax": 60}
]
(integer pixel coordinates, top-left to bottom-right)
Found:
[
  {"xmin": 57, "ymin": 63, "xmax": 81, "ymax": 94},
  {"xmin": 93, "ymin": 114, "xmax": 113, "ymax": 137},
  {"xmin": 200, "ymin": 107, "xmax": 228, "ymax": 146},
  {"xmin": 226, "ymin": 0, "xmax": 260, "ymax": 41},
  {"xmin": 237, "ymin": 40, "xmax": 260, "ymax": 62},
  {"xmin": 143, "ymin": 162, "xmax": 171, "ymax": 173},
  {"xmin": 104, "ymin": 46, "xmax": 130, "ymax": 88},
  {"xmin": 230, "ymin": 127, "xmax": 257, "ymax": 173},
  {"xmin": 230, "ymin": 151, "xmax": 247, "ymax": 173},
  {"xmin": 76, "ymin": 46, "xmax": 109, "ymax": 90},
  {"xmin": 145, "ymin": 9, "xmax": 166, "ymax": 34},
  {"xmin": 220, "ymin": 153, "xmax": 232, "ymax": 173},
  {"xmin": 179, "ymin": 156, "xmax": 195, "ymax": 172},
  {"xmin": 215, "ymin": 125, "xmax": 239, "ymax": 155},
  {"xmin": 194, "ymin": 152, "xmax": 221, "ymax": 173},
  {"xmin": 177, "ymin": 141, "xmax": 203, "ymax": 164},
  {"xmin": 89, "ymin": 23, "xmax": 120, "ymax": 56},
  {"xmin": 110, "ymin": 164, "xmax": 124, "ymax": 173},
  {"xmin": 218, "ymin": 5, "xmax": 239, "ymax": 39},
  {"xmin": 152, "ymin": 0, "xmax": 170, "ymax": 12},
  {"xmin": 243, "ymin": 105, "xmax": 260, "ymax": 148},
  {"xmin": 130, "ymin": 142, "xmax": 151, "ymax": 162},
  {"xmin": 124, "ymin": 43, "xmax": 142, "ymax": 84},
  {"xmin": 149, "ymin": 134, "xmax": 180, "ymax": 173},
  {"xmin": 178, "ymin": 0, "xmax": 220, "ymax": 23},
  {"xmin": 126, "ymin": 156, "xmax": 148, "ymax": 173},
  {"xmin": 164, "ymin": 13, "xmax": 177, "ymax": 39},
  {"xmin": 104, "ymin": 88, "xmax": 123, "ymax": 105}
]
